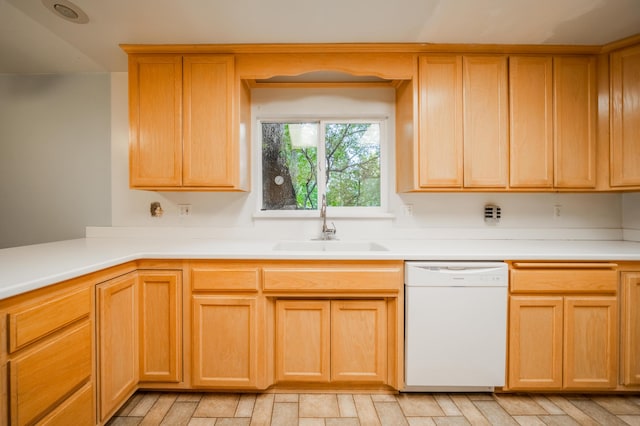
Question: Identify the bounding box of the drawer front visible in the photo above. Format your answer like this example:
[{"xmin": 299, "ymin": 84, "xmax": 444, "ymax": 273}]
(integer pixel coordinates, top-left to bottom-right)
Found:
[
  {"xmin": 39, "ymin": 383, "xmax": 94, "ymax": 426},
  {"xmin": 10, "ymin": 321, "xmax": 92, "ymax": 426},
  {"xmin": 263, "ymin": 266, "xmax": 403, "ymax": 292},
  {"xmin": 8, "ymin": 286, "xmax": 91, "ymax": 353},
  {"xmin": 191, "ymin": 267, "xmax": 260, "ymax": 291},
  {"xmin": 511, "ymin": 263, "xmax": 617, "ymax": 293}
]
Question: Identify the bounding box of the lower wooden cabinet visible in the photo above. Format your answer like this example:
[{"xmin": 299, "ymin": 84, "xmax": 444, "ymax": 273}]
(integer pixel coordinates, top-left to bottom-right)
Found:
[
  {"xmin": 621, "ymin": 272, "xmax": 640, "ymax": 385},
  {"xmin": 508, "ymin": 263, "xmax": 618, "ymax": 391},
  {"xmin": 138, "ymin": 271, "xmax": 182, "ymax": 383},
  {"xmin": 1, "ymin": 276, "xmax": 94, "ymax": 426},
  {"xmin": 97, "ymin": 272, "xmax": 139, "ymax": 422},
  {"xmin": 275, "ymin": 299, "xmax": 387, "ymax": 385},
  {"xmin": 192, "ymin": 295, "xmax": 260, "ymax": 388}
]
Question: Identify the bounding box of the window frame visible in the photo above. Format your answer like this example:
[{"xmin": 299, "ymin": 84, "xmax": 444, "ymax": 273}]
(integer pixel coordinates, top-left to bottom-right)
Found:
[{"xmin": 256, "ymin": 117, "xmax": 389, "ymax": 218}]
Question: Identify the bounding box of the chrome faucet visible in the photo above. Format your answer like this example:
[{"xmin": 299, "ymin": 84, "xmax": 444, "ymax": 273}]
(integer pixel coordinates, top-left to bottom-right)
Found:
[{"xmin": 319, "ymin": 194, "xmax": 337, "ymax": 240}]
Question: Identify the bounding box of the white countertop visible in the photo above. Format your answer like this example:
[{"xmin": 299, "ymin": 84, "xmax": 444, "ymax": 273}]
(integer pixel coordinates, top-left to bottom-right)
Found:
[{"xmin": 1, "ymin": 237, "xmax": 639, "ymax": 300}]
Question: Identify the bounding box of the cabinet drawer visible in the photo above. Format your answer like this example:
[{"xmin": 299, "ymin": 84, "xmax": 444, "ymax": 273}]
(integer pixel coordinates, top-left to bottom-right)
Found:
[
  {"xmin": 9, "ymin": 321, "xmax": 92, "ymax": 426},
  {"xmin": 263, "ymin": 265, "xmax": 403, "ymax": 293},
  {"xmin": 39, "ymin": 383, "xmax": 94, "ymax": 426},
  {"xmin": 511, "ymin": 263, "xmax": 617, "ymax": 293},
  {"xmin": 191, "ymin": 267, "xmax": 259, "ymax": 291},
  {"xmin": 8, "ymin": 286, "xmax": 91, "ymax": 353}
]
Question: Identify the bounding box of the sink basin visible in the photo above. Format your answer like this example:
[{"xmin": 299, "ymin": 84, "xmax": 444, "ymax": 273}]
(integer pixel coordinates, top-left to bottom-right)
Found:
[{"xmin": 273, "ymin": 240, "xmax": 388, "ymax": 252}]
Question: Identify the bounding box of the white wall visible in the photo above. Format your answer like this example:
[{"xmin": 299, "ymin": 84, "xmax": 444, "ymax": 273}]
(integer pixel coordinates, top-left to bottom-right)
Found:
[
  {"xmin": 0, "ymin": 73, "xmax": 111, "ymax": 248},
  {"xmin": 623, "ymin": 192, "xmax": 640, "ymax": 241},
  {"xmin": 108, "ymin": 74, "xmax": 624, "ymax": 241}
]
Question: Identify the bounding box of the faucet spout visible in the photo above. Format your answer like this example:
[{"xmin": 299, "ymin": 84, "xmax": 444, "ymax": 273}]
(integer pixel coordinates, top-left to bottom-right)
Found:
[{"xmin": 319, "ymin": 194, "xmax": 337, "ymax": 240}]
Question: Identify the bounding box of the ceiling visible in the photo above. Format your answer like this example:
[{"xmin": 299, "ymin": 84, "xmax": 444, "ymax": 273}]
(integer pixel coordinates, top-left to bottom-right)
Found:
[{"xmin": 1, "ymin": 0, "xmax": 640, "ymax": 74}]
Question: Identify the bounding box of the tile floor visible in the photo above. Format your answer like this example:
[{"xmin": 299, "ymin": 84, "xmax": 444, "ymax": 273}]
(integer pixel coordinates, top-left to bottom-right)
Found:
[{"xmin": 107, "ymin": 391, "xmax": 640, "ymax": 425}]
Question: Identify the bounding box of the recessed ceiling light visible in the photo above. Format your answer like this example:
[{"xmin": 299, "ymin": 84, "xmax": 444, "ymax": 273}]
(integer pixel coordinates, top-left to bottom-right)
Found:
[{"xmin": 42, "ymin": 0, "xmax": 89, "ymax": 24}]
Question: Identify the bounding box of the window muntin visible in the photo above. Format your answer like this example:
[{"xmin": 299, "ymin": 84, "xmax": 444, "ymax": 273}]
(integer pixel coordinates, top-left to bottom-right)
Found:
[{"xmin": 261, "ymin": 120, "xmax": 382, "ymax": 212}]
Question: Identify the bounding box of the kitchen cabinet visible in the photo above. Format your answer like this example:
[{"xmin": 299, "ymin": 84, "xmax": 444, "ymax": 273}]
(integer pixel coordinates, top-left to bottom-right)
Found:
[
  {"xmin": 463, "ymin": 56, "xmax": 509, "ymax": 188},
  {"xmin": 508, "ymin": 263, "xmax": 618, "ymax": 391},
  {"xmin": 403, "ymin": 54, "xmax": 508, "ymax": 190},
  {"xmin": 621, "ymin": 271, "xmax": 640, "ymax": 385},
  {"xmin": 138, "ymin": 270, "xmax": 182, "ymax": 383},
  {"xmin": 415, "ymin": 55, "xmax": 463, "ymax": 188},
  {"xmin": 509, "ymin": 56, "xmax": 554, "ymax": 188},
  {"xmin": 554, "ymin": 56, "xmax": 597, "ymax": 188},
  {"xmin": 275, "ymin": 299, "xmax": 387, "ymax": 385},
  {"xmin": 128, "ymin": 53, "xmax": 249, "ymax": 190},
  {"xmin": 509, "ymin": 55, "xmax": 597, "ymax": 189},
  {"xmin": 97, "ymin": 272, "xmax": 139, "ymax": 422},
  {"xmin": 2, "ymin": 282, "xmax": 94, "ymax": 426},
  {"xmin": 610, "ymin": 44, "xmax": 640, "ymax": 187},
  {"xmin": 190, "ymin": 263, "xmax": 263, "ymax": 389}
]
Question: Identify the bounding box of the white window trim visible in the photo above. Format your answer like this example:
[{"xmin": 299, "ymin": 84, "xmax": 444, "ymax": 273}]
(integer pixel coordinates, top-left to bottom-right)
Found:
[{"xmin": 254, "ymin": 117, "xmax": 390, "ymax": 219}]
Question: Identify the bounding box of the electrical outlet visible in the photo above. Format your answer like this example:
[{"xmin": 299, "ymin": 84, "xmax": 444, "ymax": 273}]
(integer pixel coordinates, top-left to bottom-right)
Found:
[
  {"xmin": 402, "ymin": 204, "xmax": 413, "ymax": 217},
  {"xmin": 484, "ymin": 204, "xmax": 501, "ymax": 225},
  {"xmin": 178, "ymin": 204, "xmax": 191, "ymax": 217}
]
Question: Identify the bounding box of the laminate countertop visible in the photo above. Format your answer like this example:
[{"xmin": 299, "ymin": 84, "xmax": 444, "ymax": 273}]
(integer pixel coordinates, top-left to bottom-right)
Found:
[{"xmin": 1, "ymin": 237, "xmax": 640, "ymax": 300}]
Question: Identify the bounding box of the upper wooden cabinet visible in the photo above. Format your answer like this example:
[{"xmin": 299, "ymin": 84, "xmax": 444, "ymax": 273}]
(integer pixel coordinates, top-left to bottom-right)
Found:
[
  {"xmin": 509, "ymin": 56, "xmax": 554, "ymax": 188},
  {"xmin": 128, "ymin": 53, "xmax": 250, "ymax": 191},
  {"xmin": 554, "ymin": 56, "xmax": 597, "ymax": 188},
  {"xmin": 463, "ymin": 56, "xmax": 509, "ymax": 188},
  {"xmin": 404, "ymin": 54, "xmax": 508, "ymax": 190},
  {"xmin": 611, "ymin": 44, "xmax": 640, "ymax": 187}
]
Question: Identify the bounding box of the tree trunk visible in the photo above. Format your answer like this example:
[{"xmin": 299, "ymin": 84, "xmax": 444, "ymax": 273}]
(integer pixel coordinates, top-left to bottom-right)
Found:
[{"xmin": 262, "ymin": 123, "xmax": 297, "ymax": 209}]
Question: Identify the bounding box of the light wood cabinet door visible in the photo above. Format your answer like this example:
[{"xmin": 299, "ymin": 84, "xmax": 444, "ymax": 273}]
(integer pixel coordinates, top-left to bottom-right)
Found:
[
  {"xmin": 508, "ymin": 296, "xmax": 563, "ymax": 390},
  {"xmin": 554, "ymin": 56, "xmax": 597, "ymax": 188},
  {"xmin": 139, "ymin": 271, "xmax": 182, "ymax": 383},
  {"xmin": 128, "ymin": 54, "xmax": 183, "ymax": 187},
  {"xmin": 275, "ymin": 300, "xmax": 331, "ymax": 383},
  {"xmin": 611, "ymin": 45, "xmax": 640, "ymax": 187},
  {"xmin": 509, "ymin": 56, "xmax": 554, "ymax": 188},
  {"xmin": 621, "ymin": 272, "xmax": 640, "ymax": 385},
  {"xmin": 563, "ymin": 296, "xmax": 617, "ymax": 389},
  {"xmin": 183, "ymin": 55, "xmax": 236, "ymax": 187},
  {"xmin": 9, "ymin": 322, "xmax": 92, "ymax": 426},
  {"xmin": 331, "ymin": 300, "xmax": 387, "ymax": 383},
  {"xmin": 192, "ymin": 296, "xmax": 258, "ymax": 388},
  {"xmin": 97, "ymin": 272, "xmax": 139, "ymax": 422},
  {"xmin": 463, "ymin": 56, "xmax": 509, "ymax": 188},
  {"xmin": 417, "ymin": 55, "xmax": 463, "ymax": 187}
]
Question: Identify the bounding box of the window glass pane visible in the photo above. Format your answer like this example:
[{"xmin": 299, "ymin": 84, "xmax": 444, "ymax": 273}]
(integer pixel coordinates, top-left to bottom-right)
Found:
[
  {"xmin": 325, "ymin": 123, "xmax": 381, "ymax": 207},
  {"xmin": 262, "ymin": 122, "xmax": 318, "ymax": 210}
]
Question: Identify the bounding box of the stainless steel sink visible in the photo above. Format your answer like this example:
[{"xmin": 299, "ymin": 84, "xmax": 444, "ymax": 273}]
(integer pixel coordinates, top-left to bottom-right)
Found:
[{"xmin": 272, "ymin": 240, "xmax": 388, "ymax": 252}]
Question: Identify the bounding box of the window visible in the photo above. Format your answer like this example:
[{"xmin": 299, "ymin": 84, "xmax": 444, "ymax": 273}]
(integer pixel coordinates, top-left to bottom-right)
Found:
[{"xmin": 261, "ymin": 120, "xmax": 383, "ymax": 212}]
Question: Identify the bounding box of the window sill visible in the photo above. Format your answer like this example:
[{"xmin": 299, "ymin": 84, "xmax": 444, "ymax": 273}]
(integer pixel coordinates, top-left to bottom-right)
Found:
[{"xmin": 253, "ymin": 210, "xmax": 396, "ymax": 220}]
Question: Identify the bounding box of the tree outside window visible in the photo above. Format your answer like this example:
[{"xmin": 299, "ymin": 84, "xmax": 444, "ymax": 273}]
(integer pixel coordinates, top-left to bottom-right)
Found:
[{"xmin": 261, "ymin": 120, "xmax": 381, "ymax": 211}]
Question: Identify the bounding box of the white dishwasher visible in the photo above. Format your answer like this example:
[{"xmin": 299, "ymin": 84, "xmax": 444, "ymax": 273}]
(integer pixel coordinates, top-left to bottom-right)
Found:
[{"xmin": 404, "ymin": 261, "xmax": 508, "ymax": 392}]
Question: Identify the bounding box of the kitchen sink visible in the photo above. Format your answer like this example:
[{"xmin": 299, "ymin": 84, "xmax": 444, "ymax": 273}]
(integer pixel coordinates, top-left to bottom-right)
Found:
[{"xmin": 272, "ymin": 240, "xmax": 389, "ymax": 252}]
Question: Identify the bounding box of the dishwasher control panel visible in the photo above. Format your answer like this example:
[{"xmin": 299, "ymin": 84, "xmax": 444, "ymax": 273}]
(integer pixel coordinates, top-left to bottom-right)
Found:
[{"xmin": 405, "ymin": 261, "xmax": 508, "ymax": 287}]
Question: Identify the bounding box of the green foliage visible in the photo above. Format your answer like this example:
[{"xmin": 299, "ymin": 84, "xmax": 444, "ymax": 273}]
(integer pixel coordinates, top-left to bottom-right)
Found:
[{"xmin": 262, "ymin": 121, "xmax": 380, "ymax": 210}]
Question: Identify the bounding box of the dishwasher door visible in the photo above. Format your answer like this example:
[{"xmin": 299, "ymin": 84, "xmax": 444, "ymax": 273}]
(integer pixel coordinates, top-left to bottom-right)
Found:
[{"xmin": 404, "ymin": 261, "xmax": 508, "ymax": 392}]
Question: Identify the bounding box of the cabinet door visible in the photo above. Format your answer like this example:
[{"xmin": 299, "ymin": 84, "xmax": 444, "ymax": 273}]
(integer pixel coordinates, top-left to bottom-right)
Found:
[
  {"xmin": 331, "ymin": 300, "xmax": 387, "ymax": 383},
  {"xmin": 463, "ymin": 56, "xmax": 508, "ymax": 188},
  {"xmin": 509, "ymin": 56, "xmax": 553, "ymax": 188},
  {"xmin": 275, "ymin": 300, "xmax": 330, "ymax": 383},
  {"xmin": 192, "ymin": 296, "xmax": 258, "ymax": 388},
  {"xmin": 563, "ymin": 296, "xmax": 617, "ymax": 389},
  {"xmin": 417, "ymin": 55, "xmax": 463, "ymax": 187},
  {"xmin": 138, "ymin": 271, "xmax": 182, "ymax": 383},
  {"xmin": 554, "ymin": 56, "xmax": 597, "ymax": 188},
  {"xmin": 97, "ymin": 272, "xmax": 139, "ymax": 422},
  {"xmin": 128, "ymin": 54, "xmax": 183, "ymax": 187},
  {"xmin": 9, "ymin": 322, "xmax": 92, "ymax": 426},
  {"xmin": 183, "ymin": 55, "xmax": 236, "ymax": 187},
  {"xmin": 611, "ymin": 45, "xmax": 640, "ymax": 187},
  {"xmin": 621, "ymin": 272, "xmax": 640, "ymax": 385},
  {"xmin": 508, "ymin": 296, "xmax": 563, "ymax": 390}
]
